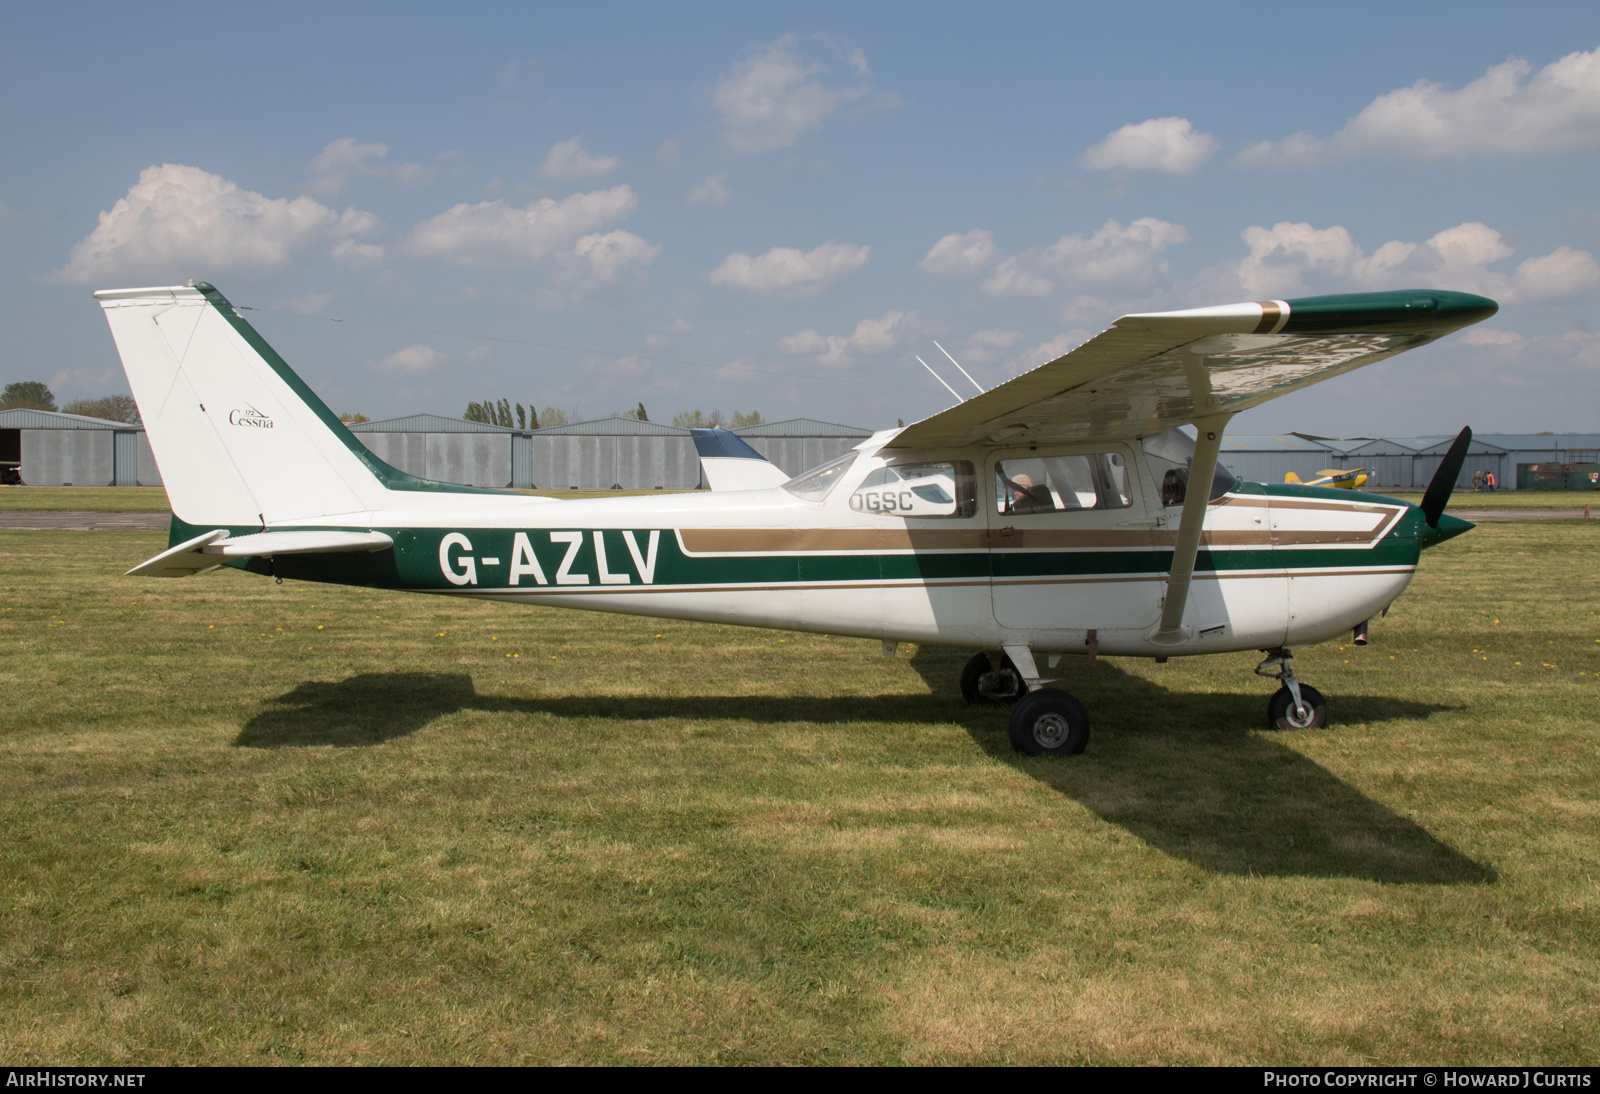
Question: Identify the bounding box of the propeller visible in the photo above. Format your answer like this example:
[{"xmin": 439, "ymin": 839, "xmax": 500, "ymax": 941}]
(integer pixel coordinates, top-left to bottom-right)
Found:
[{"xmin": 1420, "ymin": 426, "xmax": 1472, "ymax": 528}]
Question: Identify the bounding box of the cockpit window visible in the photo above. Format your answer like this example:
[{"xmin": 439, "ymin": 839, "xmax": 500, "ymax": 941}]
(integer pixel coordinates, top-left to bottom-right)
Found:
[
  {"xmin": 995, "ymin": 453, "xmax": 1131, "ymax": 513},
  {"xmin": 1142, "ymin": 428, "xmax": 1238, "ymax": 505},
  {"xmin": 782, "ymin": 451, "xmax": 859, "ymax": 502},
  {"xmin": 849, "ymin": 461, "xmax": 976, "ymax": 517}
]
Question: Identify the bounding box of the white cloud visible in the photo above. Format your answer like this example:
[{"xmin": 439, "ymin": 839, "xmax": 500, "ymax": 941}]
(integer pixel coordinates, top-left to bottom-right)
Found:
[
  {"xmin": 687, "ymin": 171, "xmax": 731, "ymax": 206},
  {"xmin": 712, "ymin": 34, "xmax": 882, "ymax": 153},
  {"xmin": 1459, "ymin": 327, "xmax": 1525, "ymax": 347},
  {"xmin": 55, "ymin": 163, "xmax": 381, "ymax": 284},
  {"xmin": 539, "ymin": 137, "xmax": 621, "ymax": 180},
  {"xmin": 374, "ymin": 344, "xmax": 446, "ymax": 375},
  {"xmin": 406, "ymin": 185, "xmax": 639, "ymax": 267},
  {"xmin": 552, "ymin": 229, "xmax": 661, "ymax": 303},
  {"xmin": 332, "ymin": 239, "xmax": 385, "ymax": 272},
  {"xmin": 780, "ymin": 309, "xmax": 921, "ymax": 368},
  {"xmin": 1234, "ymin": 47, "xmax": 1600, "ymax": 168},
  {"xmin": 1196, "ymin": 220, "xmax": 1600, "ymax": 303},
  {"xmin": 306, "ymin": 138, "xmax": 434, "ymax": 197},
  {"xmin": 1081, "ymin": 117, "xmax": 1219, "ymax": 174},
  {"xmin": 709, "ymin": 240, "xmax": 870, "ymax": 297},
  {"xmin": 919, "ymin": 229, "xmax": 998, "ymax": 277},
  {"xmin": 274, "ymin": 291, "xmax": 333, "ymax": 315},
  {"xmin": 981, "ymin": 218, "xmax": 1189, "ymax": 297},
  {"xmin": 960, "ymin": 329, "xmax": 1022, "ymax": 365},
  {"xmin": 1007, "ymin": 331, "xmax": 1095, "ymax": 377}
]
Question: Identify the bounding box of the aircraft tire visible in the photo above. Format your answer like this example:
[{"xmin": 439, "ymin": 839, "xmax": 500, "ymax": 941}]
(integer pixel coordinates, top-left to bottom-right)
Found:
[
  {"xmin": 960, "ymin": 652, "xmax": 1024, "ymax": 705},
  {"xmin": 1267, "ymin": 684, "xmax": 1328, "ymax": 731},
  {"xmin": 1008, "ymin": 688, "xmax": 1090, "ymax": 756}
]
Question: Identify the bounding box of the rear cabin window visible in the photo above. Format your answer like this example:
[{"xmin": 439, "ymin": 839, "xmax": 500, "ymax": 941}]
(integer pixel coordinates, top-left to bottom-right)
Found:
[
  {"xmin": 996, "ymin": 453, "xmax": 1131, "ymax": 514},
  {"xmin": 849, "ymin": 461, "xmax": 976, "ymax": 518},
  {"xmin": 782, "ymin": 451, "xmax": 859, "ymax": 502}
]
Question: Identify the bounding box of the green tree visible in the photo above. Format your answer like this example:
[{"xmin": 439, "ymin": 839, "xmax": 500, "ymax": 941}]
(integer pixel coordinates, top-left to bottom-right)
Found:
[
  {"xmin": 1, "ymin": 381, "xmax": 57, "ymax": 411},
  {"xmin": 672, "ymin": 409, "xmax": 728, "ymax": 429},
  {"xmin": 338, "ymin": 412, "xmax": 370, "ymax": 424},
  {"xmin": 730, "ymin": 410, "xmax": 764, "ymax": 428},
  {"xmin": 516, "ymin": 403, "xmax": 527, "ymax": 430},
  {"xmin": 636, "ymin": 402, "xmax": 648, "ymax": 422},
  {"xmin": 537, "ymin": 407, "xmax": 569, "ymax": 429},
  {"xmin": 63, "ymin": 394, "xmax": 140, "ymax": 423}
]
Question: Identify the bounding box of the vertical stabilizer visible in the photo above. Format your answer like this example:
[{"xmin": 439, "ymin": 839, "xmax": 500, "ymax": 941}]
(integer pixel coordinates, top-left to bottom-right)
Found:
[{"xmin": 96, "ymin": 282, "xmax": 481, "ymax": 526}]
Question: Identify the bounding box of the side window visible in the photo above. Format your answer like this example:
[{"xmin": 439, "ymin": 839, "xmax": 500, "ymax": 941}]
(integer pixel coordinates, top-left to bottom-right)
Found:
[
  {"xmin": 996, "ymin": 453, "xmax": 1132, "ymax": 514},
  {"xmin": 849, "ymin": 461, "xmax": 976, "ymax": 518}
]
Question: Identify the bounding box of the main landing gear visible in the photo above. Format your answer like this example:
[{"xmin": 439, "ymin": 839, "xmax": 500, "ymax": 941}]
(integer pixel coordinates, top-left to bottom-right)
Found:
[
  {"xmin": 962, "ymin": 646, "xmax": 1091, "ymax": 757},
  {"xmin": 1255, "ymin": 648, "xmax": 1328, "ymax": 731}
]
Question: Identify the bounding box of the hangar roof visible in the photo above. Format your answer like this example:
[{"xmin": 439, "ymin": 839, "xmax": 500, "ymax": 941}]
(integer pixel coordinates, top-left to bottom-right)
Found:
[{"xmin": 0, "ymin": 408, "xmax": 136, "ymax": 430}]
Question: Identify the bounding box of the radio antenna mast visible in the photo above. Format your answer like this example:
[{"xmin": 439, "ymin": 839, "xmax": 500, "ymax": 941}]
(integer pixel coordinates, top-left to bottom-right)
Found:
[
  {"xmin": 915, "ymin": 356, "xmax": 964, "ymax": 404},
  {"xmin": 934, "ymin": 341, "xmax": 985, "ymax": 394}
]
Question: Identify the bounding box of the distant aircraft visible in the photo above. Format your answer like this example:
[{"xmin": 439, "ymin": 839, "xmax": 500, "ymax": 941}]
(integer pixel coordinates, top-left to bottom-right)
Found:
[
  {"xmin": 1285, "ymin": 467, "xmax": 1370, "ymax": 490},
  {"xmin": 96, "ymin": 282, "xmax": 1492, "ymax": 756}
]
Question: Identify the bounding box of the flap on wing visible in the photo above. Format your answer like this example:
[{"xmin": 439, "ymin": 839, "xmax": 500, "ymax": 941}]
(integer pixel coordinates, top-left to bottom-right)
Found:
[
  {"xmin": 127, "ymin": 529, "xmax": 394, "ymax": 578},
  {"xmin": 887, "ymin": 290, "xmax": 1496, "ymax": 451}
]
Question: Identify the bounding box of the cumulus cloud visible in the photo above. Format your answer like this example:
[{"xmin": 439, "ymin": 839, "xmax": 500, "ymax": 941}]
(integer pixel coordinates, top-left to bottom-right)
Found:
[
  {"xmin": 712, "ymin": 33, "xmax": 887, "ymax": 153},
  {"xmin": 55, "ymin": 163, "xmax": 381, "ymax": 284},
  {"xmin": 405, "ymin": 185, "xmax": 639, "ymax": 267},
  {"xmin": 687, "ymin": 171, "xmax": 731, "ymax": 206},
  {"xmin": 1006, "ymin": 331, "xmax": 1096, "ymax": 377},
  {"xmin": 709, "ymin": 240, "xmax": 870, "ymax": 297},
  {"xmin": 332, "ymin": 239, "xmax": 385, "ymax": 272},
  {"xmin": 374, "ymin": 344, "xmax": 446, "ymax": 375},
  {"xmin": 1081, "ymin": 117, "xmax": 1219, "ymax": 174},
  {"xmin": 780, "ymin": 309, "xmax": 922, "ymax": 367},
  {"xmin": 539, "ymin": 137, "xmax": 621, "ymax": 180},
  {"xmin": 306, "ymin": 138, "xmax": 434, "ymax": 196},
  {"xmin": 274, "ymin": 291, "xmax": 333, "ymax": 315},
  {"xmin": 1193, "ymin": 219, "xmax": 1600, "ymax": 303},
  {"xmin": 919, "ymin": 229, "xmax": 998, "ymax": 277},
  {"xmin": 960, "ymin": 329, "xmax": 1022, "ymax": 365},
  {"xmin": 550, "ymin": 229, "xmax": 661, "ymax": 303},
  {"xmin": 981, "ymin": 218, "xmax": 1189, "ymax": 298},
  {"xmin": 1234, "ymin": 47, "xmax": 1600, "ymax": 168}
]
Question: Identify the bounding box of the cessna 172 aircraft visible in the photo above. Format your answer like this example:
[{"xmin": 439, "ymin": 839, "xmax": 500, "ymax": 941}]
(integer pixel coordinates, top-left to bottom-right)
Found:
[{"xmin": 96, "ymin": 282, "xmax": 1493, "ymax": 757}]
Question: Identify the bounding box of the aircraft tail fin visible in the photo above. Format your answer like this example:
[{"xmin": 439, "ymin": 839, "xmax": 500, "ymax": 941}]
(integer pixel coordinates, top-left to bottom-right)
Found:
[
  {"xmin": 96, "ymin": 282, "xmax": 487, "ymax": 528},
  {"xmin": 691, "ymin": 428, "xmax": 790, "ymax": 491},
  {"xmin": 1284, "ymin": 472, "xmax": 1303, "ymax": 484}
]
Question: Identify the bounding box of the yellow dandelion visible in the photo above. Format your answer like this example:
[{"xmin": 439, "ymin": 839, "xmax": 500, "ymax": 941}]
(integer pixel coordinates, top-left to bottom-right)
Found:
[{"xmin": 317, "ymin": 625, "xmax": 324, "ymax": 630}]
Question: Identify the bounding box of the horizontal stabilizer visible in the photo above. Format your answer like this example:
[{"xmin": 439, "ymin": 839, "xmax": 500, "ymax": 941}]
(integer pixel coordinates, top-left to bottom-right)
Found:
[
  {"xmin": 127, "ymin": 528, "xmax": 394, "ymax": 578},
  {"xmin": 691, "ymin": 428, "xmax": 791, "ymax": 491}
]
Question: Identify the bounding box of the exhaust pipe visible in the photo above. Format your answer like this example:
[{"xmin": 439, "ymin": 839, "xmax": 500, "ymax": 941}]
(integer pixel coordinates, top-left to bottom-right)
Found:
[{"xmin": 1353, "ymin": 619, "xmax": 1370, "ymax": 646}]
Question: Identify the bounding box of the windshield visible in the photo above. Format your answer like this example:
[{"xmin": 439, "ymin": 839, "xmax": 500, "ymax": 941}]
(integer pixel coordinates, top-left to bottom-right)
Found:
[
  {"xmin": 1142, "ymin": 428, "xmax": 1238, "ymax": 505},
  {"xmin": 782, "ymin": 451, "xmax": 859, "ymax": 502}
]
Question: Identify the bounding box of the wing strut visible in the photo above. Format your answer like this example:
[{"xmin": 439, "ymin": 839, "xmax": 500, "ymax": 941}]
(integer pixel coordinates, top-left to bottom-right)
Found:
[{"xmin": 1154, "ymin": 413, "xmax": 1231, "ymax": 642}]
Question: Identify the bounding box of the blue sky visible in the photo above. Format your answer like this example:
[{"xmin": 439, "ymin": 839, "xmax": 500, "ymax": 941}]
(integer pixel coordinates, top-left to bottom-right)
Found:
[{"xmin": 3, "ymin": 1, "xmax": 1597, "ymax": 436}]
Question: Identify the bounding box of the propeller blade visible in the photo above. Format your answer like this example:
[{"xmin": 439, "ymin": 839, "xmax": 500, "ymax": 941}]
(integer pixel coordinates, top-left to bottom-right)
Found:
[{"xmin": 1420, "ymin": 426, "xmax": 1472, "ymax": 528}]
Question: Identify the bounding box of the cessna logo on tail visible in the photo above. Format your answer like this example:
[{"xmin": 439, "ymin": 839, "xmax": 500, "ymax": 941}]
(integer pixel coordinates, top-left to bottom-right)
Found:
[{"xmin": 228, "ymin": 405, "xmax": 273, "ymax": 428}]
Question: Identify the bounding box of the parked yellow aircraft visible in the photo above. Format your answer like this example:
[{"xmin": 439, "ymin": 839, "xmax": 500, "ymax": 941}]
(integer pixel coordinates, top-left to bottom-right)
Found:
[
  {"xmin": 1285, "ymin": 468, "xmax": 1370, "ymax": 489},
  {"xmin": 96, "ymin": 283, "xmax": 1492, "ymax": 756}
]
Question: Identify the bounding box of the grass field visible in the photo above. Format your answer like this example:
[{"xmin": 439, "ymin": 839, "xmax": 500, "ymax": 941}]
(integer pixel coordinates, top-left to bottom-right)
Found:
[
  {"xmin": 1, "ymin": 524, "xmax": 1598, "ymax": 1064},
  {"xmin": 1377, "ymin": 490, "xmax": 1598, "ymax": 510}
]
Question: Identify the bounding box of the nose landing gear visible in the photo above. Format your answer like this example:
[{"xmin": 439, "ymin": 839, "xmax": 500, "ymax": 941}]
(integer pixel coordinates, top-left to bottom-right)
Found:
[{"xmin": 1255, "ymin": 648, "xmax": 1328, "ymax": 730}]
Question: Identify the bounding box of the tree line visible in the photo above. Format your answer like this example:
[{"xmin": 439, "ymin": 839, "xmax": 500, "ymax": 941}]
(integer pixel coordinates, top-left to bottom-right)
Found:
[{"xmin": 1, "ymin": 382, "xmax": 139, "ymax": 424}]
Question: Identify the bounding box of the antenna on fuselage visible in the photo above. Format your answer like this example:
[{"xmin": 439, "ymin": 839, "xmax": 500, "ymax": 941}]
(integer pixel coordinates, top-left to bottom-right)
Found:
[
  {"xmin": 934, "ymin": 341, "xmax": 985, "ymax": 394},
  {"xmin": 915, "ymin": 355, "xmax": 964, "ymax": 404}
]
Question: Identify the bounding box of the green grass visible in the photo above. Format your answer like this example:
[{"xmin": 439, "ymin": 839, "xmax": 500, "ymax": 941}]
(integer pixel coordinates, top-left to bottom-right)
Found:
[
  {"xmin": 0, "ymin": 487, "xmax": 172, "ymax": 512},
  {"xmin": 1, "ymin": 524, "xmax": 1597, "ymax": 1064},
  {"xmin": 1381, "ymin": 489, "xmax": 1598, "ymax": 509}
]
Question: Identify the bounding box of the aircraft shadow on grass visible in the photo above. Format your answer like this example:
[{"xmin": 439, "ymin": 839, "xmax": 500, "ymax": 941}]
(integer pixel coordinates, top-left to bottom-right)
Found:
[{"xmin": 236, "ymin": 656, "xmax": 1493, "ymax": 887}]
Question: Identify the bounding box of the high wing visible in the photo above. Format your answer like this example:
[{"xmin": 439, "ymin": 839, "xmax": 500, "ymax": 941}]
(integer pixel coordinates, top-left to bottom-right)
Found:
[{"xmin": 885, "ymin": 290, "xmax": 1496, "ymax": 451}]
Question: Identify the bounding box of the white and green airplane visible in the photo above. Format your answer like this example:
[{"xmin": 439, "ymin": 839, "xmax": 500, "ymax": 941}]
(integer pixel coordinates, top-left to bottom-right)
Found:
[{"xmin": 96, "ymin": 282, "xmax": 1493, "ymax": 756}]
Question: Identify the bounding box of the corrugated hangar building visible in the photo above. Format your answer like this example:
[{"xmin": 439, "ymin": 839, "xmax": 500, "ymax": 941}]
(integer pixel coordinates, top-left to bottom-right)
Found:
[
  {"xmin": 0, "ymin": 408, "xmax": 161, "ymax": 486},
  {"xmin": 346, "ymin": 414, "xmax": 874, "ymax": 490}
]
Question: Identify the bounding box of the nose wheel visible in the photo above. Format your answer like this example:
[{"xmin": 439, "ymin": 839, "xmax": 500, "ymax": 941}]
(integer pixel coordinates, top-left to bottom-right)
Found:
[{"xmin": 1255, "ymin": 648, "xmax": 1328, "ymax": 730}]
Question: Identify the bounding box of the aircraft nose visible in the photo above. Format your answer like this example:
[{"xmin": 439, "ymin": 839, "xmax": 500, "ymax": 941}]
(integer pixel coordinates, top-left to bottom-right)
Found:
[{"xmin": 1420, "ymin": 511, "xmax": 1474, "ymax": 548}]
